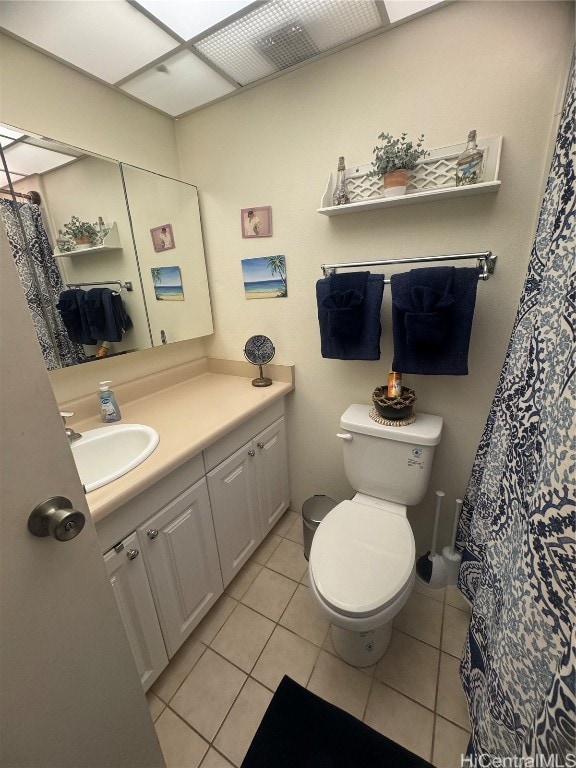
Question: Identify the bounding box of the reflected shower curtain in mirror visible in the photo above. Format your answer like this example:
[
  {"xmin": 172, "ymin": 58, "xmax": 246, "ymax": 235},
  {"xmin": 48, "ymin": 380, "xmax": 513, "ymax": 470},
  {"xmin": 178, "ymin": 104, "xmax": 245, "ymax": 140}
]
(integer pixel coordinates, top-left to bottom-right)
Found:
[
  {"xmin": 456, "ymin": 55, "xmax": 575, "ymax": 757},
  {"xmin": 0, "ymin": 199, "xmax": 86, "ymax": 369}
]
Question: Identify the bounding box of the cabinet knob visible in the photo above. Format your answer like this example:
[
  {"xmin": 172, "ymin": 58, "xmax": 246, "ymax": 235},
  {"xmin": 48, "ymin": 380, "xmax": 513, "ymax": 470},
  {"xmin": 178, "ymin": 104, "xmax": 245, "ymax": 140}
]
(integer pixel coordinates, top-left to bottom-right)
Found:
[
  {"xmin": 248, "ymin": 449, "xmax": 255, "ymax": 457},
  {"xmin": 257, "ymin": 442, "xmax": 264, "ymax": 449},
  {"xmin": 147, "ymin": 529, "xmax": 159, "ymax": 539},
  {"xmin": 126, "ymin": 548, "xmax": 139, "ymax": 560}
]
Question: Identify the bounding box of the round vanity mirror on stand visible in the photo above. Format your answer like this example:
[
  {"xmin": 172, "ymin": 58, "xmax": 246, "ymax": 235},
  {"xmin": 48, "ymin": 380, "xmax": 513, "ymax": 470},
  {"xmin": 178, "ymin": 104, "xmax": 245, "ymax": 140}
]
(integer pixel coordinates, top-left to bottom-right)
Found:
[{"xmin": 244, "ymin": 335, "xmax": 275, "ymax": 387}]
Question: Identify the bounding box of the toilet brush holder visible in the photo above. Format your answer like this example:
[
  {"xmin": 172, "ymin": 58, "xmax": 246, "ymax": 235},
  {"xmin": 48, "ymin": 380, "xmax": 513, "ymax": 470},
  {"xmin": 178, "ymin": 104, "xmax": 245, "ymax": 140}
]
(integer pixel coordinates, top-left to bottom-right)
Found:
[
  {"xmin": 441, "ymin": 546, "xmax": 461, "ymax": 586},
  {"xmin": 441, "ymin": 498, "xmax": 463, "ymax": 586}
]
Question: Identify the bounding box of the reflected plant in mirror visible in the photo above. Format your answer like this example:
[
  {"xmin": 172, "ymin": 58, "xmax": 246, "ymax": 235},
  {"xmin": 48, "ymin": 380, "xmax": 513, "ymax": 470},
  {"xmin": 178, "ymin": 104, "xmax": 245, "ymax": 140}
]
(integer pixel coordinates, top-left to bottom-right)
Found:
[{"xmin": 0, "ymin": 124, "xmax": 213, "ymax": 370}]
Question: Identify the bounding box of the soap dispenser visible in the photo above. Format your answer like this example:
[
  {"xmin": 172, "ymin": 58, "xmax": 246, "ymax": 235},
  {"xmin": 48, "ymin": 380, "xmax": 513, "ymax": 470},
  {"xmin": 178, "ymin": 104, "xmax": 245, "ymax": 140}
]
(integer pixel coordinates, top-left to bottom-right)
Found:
[{"xmin": 99, "ymin": 381, "xmax": 121, "ymax": 423}]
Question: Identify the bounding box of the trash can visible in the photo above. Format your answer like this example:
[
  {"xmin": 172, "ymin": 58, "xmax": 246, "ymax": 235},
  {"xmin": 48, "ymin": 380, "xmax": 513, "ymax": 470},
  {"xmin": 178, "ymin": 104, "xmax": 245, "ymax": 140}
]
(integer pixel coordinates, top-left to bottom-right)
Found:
[{"xmin": 302, "ymin": 495, "xmax": 337, "ymax": 560}]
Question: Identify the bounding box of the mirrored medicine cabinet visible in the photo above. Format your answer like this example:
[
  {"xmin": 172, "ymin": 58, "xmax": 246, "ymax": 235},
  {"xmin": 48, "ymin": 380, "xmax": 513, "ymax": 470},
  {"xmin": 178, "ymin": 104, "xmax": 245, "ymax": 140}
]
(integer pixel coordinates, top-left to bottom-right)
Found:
[{"xmin": 0, "ymin": 124, "xmax": 213, "ymax": 371}]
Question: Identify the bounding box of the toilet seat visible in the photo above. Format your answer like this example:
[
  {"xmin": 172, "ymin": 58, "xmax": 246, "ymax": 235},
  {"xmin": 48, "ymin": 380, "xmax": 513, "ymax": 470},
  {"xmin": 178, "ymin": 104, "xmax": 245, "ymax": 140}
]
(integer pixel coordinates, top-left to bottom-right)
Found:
[{"xmin": 309, "ymin": 500, "xmax": 415, "ymax": 618}]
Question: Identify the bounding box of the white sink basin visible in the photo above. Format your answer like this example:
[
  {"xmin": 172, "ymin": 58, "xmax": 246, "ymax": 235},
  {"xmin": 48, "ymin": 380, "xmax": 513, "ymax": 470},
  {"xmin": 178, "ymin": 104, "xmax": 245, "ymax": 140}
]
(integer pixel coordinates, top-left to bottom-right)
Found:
[{"xmin": 71, "ymin": 424, "xmax": 160, "ymax": 492}]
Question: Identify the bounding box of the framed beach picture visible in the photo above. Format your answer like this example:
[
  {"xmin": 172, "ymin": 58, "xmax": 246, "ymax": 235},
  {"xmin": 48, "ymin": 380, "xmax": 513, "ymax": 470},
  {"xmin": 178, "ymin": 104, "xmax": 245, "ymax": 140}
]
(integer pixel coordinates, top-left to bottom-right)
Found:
[
  {"xmin": 241, "ymin": 255, "xmax": 287, "ymax": 300},
  {"xmin": 150, "ymin": 223, "xmax": 175, "ymax": 252},
  {"xmin": 151, "ymin": 266, "xmax": 184, "ymax": 301},
  {"xmin": 241, "ymin": 206, "xmax": 272, "ymax": 238}
]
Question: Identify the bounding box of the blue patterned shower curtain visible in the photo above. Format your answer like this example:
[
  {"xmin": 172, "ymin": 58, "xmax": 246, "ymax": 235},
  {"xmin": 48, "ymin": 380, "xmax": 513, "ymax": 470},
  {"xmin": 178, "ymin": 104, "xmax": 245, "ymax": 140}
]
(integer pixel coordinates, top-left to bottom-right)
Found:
[
  {"xmin": 0, "ymin": 199, "xmax": 86, "ymax": 369},
  {"xmin": 457, "ymin": 55, "xmax": 575, "ymax": 758}
]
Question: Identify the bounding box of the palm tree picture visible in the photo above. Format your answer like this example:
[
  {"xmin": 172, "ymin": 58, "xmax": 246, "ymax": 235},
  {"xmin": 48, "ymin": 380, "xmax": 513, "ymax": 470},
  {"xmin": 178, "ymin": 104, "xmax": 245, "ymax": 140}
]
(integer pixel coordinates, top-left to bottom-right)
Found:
[{"xmin": 241, "ymin": 255, "xmax": 287, "ymax": 299}]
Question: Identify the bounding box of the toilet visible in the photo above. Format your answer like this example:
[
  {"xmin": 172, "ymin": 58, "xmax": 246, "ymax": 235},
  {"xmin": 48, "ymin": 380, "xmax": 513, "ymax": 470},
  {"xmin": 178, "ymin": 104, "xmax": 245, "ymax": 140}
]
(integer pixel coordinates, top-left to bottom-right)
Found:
[{"xmin": 308, "ymin": 404, "xmax": 443, "ymax": 667}]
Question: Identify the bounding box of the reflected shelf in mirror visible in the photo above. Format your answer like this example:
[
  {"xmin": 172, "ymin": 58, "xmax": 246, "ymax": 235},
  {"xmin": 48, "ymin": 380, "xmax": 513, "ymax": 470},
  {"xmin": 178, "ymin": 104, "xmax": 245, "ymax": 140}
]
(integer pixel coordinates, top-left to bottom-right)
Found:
[{"xmin": 0, "ymin": 123, "xmax": 214, "ymax": 371}]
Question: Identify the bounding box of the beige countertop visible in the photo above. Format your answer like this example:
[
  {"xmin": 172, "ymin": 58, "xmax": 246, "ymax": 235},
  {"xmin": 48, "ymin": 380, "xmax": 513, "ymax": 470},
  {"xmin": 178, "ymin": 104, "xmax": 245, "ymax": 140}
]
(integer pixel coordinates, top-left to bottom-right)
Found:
[{"xmin": 64, "ymin": 359, "xmax": 294, "ymax": 523}]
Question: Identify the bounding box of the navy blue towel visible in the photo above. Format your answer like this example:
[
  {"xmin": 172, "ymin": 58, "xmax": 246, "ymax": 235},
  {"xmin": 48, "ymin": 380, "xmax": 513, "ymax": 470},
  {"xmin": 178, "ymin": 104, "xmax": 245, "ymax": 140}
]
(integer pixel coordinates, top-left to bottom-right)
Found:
[
  {"xmin": 317, "ymin": 272, "xmax": 384, "ymax": 360},
  {"xmin": 84, "ymin": 288, "xmax": 133, "ymax": 343},
  {"xmin": 391, "ymin": 266, "xmax": 478, "ymax": 375},
  {"xmin": 56, "ymin": 289, "xmax": 97, "ymax": 345}
]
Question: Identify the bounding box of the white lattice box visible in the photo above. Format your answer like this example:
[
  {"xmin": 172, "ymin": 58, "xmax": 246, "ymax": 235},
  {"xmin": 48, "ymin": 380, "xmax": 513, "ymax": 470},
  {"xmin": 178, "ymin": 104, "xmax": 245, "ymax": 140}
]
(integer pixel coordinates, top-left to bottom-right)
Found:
[{"xmin": 319, "ymin": 135, "xmax": 502, "ymax": 216}]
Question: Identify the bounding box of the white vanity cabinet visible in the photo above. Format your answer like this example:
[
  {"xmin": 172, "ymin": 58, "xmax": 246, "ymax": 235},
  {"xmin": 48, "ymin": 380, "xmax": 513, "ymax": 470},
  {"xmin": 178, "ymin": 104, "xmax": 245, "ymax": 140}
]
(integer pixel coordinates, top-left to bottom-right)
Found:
[
  {"xmin": 206, "ymin": 407, "xmax": 290, "ymax": 586},
  {"xmin": 207, "ymin": 444, "xmax": 261, "ymax": 587},
  {"xmin": 104, "ymin": 532, "xmax": 169, "ymax": 691},
  {"xmin": 255, "ymin": 417, "xmax": 290, "ymax": 536},
  {"xmin": 136, "ymin": 478, "xmax": 222, "ymax": 658},
  {"xmin": 97, "ymin": 398, "xmax": 290, "ymax": 690}
]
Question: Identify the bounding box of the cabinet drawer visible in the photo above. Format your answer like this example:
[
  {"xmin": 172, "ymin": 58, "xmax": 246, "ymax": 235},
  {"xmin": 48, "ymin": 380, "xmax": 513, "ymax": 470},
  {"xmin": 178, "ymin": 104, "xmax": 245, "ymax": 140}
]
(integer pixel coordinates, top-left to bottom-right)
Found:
[{"xmin": 203, "ymin": 400, "xmax": 284, "ymax": 472}]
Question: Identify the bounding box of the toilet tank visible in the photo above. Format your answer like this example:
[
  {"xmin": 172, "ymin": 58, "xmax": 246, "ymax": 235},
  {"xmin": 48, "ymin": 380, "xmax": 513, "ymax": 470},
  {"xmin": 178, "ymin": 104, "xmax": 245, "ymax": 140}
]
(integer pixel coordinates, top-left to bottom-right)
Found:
[{"xmin": 339, "ymin": 405, "xmax": 443, "ymax": 506}]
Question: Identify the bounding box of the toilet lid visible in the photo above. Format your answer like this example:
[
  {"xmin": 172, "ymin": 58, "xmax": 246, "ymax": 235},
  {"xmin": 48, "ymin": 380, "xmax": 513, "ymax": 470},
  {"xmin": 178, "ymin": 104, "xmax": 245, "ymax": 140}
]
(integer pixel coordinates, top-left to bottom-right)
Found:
[{"xmin": 310, "ymin": 501, "xmax": 415, "ymax": 617}]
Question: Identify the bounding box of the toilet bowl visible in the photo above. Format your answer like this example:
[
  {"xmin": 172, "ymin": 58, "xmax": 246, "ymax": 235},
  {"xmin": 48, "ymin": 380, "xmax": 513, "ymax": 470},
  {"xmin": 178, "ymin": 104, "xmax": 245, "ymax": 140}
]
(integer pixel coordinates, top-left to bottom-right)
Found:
[
  {"xmin": 308, "ymin": 405, "xmax": 443, "ymax": 667},
  {"xmin": 309, "ymin": 496, "xmax": 415, "ymax": 665}
]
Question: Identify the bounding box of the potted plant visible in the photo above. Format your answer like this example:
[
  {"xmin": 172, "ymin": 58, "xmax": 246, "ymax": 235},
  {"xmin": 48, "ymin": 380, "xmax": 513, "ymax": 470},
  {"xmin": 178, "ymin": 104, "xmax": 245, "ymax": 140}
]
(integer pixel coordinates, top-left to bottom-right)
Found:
[
  {"xmin": 368, "ymin": 132, "xmax": 429, "ymax": 197},
  {"xmin": 63, "ymin": 216, "xmax": 101, "ymax": 249}
]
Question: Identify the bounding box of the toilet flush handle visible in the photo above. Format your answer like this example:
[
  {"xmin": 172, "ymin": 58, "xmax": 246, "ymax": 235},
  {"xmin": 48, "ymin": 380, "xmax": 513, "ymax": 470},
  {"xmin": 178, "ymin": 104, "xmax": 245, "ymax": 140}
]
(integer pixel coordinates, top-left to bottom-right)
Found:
[{"xmin": 336, "ymin": 432, "xmax": 353, "ymax": 441}]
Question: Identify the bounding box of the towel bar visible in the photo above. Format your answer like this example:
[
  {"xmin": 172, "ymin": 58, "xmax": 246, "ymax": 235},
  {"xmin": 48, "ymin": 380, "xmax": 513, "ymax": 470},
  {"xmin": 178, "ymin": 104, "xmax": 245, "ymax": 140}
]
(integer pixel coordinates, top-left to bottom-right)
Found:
[
  {"xmin": 321, "ymin": 252, "xmax": 497, "ymax": 282},
  {"xmin": 66, "ymin": 280, "xmax": 133, "ymax": 293}
]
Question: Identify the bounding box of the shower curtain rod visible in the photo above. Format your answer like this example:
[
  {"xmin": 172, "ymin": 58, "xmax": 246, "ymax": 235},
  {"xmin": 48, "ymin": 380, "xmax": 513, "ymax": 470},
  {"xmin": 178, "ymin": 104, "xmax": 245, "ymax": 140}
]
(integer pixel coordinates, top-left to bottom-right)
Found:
[
  {"xmin": 0, "ymin": 189, "xmax": 32, "ymax": 201},
  {"xmin": 66, "ymin": 280, "xmax": 133, "ymax": 293},
  {"xmin": 321, "ymin": 251, "xmax": 497, "ymax": 282}
]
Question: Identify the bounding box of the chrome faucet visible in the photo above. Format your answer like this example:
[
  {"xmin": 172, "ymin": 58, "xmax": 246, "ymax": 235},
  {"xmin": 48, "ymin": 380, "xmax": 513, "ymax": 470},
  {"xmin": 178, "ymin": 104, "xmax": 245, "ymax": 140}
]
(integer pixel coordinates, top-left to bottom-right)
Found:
[{"xmin": 60, "ymin": 411, "xmax": 82, "ymax": 443}]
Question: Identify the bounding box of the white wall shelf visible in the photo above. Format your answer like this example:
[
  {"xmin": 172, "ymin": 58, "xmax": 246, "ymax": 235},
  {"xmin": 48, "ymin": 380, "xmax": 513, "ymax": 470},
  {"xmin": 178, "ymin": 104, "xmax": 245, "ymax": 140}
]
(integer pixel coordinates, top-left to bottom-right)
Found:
[
  {"xmin": 318, "ymin": 135, "xmax": 502, "ymax": 216},
  {"xmin": 55, "ymin": 221, "xmax": 121, "ymax": 256}
]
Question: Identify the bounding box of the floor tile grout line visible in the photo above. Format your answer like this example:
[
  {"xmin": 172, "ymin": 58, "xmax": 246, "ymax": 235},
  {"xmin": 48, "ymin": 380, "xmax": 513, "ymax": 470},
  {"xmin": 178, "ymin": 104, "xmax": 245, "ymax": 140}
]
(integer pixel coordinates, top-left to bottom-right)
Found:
[
  {"xmin": 208, "ymin": 673, "xmax": 255, "ymax": 766},
  {"xmin": 430, "ymin": 590, "xmax": 448, "ymax": 764},
  {"xmin": 155, "ymin": 512, "xmax": 473, "ymax": 765},
  {"xmin": 162, "ymin": 701, "xmax": 212, "ymax": 756}
]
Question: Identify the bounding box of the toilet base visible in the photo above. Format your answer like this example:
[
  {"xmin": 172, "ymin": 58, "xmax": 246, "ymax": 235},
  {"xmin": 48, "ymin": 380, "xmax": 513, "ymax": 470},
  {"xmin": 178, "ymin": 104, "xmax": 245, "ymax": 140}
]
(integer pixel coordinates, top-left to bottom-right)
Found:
[{"xmin": 331, "ymin": 621, "xmax": 393, "ymax": 667}]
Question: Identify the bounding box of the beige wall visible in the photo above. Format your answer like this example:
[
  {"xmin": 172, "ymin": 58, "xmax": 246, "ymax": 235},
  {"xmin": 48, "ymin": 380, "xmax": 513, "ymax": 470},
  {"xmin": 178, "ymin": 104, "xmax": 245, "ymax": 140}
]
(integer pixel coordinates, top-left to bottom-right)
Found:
[
  {"xmin": 0, "ymin": 33, "xmax": 178, "ymax": 176},
  {"xmin": 0, "ymin": 33, "xmax": 208, "ymax": 401},
  {"xmin": 0, "ymin": 4, "xmax": 573, "ymax": 554},
  {"xmin": 175, "ymin": 1, "xmax": 574, "ymax": 552}
]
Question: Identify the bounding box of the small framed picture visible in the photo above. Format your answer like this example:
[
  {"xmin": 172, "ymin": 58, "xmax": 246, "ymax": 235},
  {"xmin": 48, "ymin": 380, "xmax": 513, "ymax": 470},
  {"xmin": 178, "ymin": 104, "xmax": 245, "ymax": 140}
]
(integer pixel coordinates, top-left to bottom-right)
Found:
[
  {"xmin": 241, "ymin": 206, "xmax": 272, "ymax": 238},
  {"xmin": 150, "ymin": 223, "xmax": 175, "ymax": 252},
  {"xmin": 151, "ymin": 266, "xmax": 184, "ymax": 301}
]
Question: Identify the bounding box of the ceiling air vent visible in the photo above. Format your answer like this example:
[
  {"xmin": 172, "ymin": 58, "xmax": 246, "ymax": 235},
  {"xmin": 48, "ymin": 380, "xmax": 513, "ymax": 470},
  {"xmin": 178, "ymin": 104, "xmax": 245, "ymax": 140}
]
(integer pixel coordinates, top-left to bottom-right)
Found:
[{"xmin": 254, "ymin": 21, "xmax": 320, "ymax": 72}]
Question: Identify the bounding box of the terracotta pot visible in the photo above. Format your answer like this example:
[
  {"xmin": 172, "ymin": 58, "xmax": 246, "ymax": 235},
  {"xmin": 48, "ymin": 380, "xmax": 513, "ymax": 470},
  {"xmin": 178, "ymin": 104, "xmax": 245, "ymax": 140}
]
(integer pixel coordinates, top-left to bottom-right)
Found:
[
  {"xmin": 382, "ymin": 168, "xmax": 409, "ymax": 198},
  {"xmin": 74, "ymin": 235, "xmax": 92, "ymax": 249}
]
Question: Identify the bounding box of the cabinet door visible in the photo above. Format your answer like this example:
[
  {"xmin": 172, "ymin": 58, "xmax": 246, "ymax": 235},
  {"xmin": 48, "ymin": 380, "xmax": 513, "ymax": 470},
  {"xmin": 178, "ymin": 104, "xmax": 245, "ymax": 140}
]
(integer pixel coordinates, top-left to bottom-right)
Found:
[
  {"xmin": 256, "ymin": 418, "xmax": 290, "ymax": 536},
  {"xmin": 138, "ymin": 478, "xmax": 223, "ymax": 659},
  {"xmin": 208, "ymin": 443, "xmax": 261, "ymax": 587},
  {"xmin": 104, "ymin": 532, "xmax": 168, "ymax": 692}
]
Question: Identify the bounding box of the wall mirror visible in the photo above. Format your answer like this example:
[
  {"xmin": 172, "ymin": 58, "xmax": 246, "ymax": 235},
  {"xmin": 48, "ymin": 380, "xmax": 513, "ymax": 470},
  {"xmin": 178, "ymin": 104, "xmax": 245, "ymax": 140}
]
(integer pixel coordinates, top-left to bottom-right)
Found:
[{"xmin": 0, "ymin": 123, "xmax": 213, "ymax": 370}]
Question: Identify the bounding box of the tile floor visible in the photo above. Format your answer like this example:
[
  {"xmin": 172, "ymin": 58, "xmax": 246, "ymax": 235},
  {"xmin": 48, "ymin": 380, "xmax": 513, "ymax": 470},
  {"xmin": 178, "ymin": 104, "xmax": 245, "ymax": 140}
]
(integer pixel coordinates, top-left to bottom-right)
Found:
[{"xmin": 147, "ymin": 510, "xmax": 472, "ymax": 768}]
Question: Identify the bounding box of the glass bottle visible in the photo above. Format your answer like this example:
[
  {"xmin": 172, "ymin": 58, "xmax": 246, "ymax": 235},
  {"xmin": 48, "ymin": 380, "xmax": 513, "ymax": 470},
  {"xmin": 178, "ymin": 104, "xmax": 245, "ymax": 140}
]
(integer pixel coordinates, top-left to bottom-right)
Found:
[
  {"xmin": 455, "ymin": 130, "xmax": 484, "ymax": 186},
  {"xmin": 56, "ymin": 228, "xmax": 68, "ymax": 251},
  {"xmin": 332, "ymin": 156, "xmax": 350, "ymax": 206}
]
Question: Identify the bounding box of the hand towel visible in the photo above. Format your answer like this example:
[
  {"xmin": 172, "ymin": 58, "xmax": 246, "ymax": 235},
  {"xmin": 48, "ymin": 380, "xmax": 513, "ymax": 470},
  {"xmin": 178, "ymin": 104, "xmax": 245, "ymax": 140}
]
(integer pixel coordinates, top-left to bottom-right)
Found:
[
  {"xmin": 322, "ymin": 271, "xmax": 369, "ymax": 341},
  {"xmin": 56, "ymin": 289, "xmax": 97, "ymax": 345},
  {"xmin": 391, "ymin": 266, "xmax": 478, "ymax": 375},
  {"xmin": 317, "ymin": 272, "xmax": 384, "ymax": 360},
  {"xmin": 84, "ymin": 288, "xmax": 132, "ymax": 343}
]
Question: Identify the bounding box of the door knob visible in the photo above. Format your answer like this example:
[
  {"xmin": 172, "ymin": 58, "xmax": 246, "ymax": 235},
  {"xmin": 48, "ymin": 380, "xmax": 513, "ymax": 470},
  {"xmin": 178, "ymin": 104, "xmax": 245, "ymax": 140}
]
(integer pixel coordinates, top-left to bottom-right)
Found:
[
  {"xmin": 126, "ymin": 549, "xmax": 139, "ymax": 560},
  {"xmin": 248, "ymin": 449, "xmax": 255, "ymax": 457},
  {"xmin": 257, "ymin": 442, "xmax": 264, "ymax": 449},
  {"xmin": 28, "ymin": 496, "xmax": 85, "ymax": 541},
  {"xmin": 147, "ymin": 529, "xmax": 159, "ymax": 539}
]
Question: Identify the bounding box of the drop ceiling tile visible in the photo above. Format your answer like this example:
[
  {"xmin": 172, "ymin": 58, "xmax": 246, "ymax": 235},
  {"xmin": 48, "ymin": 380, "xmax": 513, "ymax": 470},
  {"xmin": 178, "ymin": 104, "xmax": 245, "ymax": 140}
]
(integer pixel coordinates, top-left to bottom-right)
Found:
[
  {"xmin": 0, "ymin": 124, "xmax": 25, "ymax": 147},
  {"xmin": 136, "ymin": 0, "xmax": 256, "ymax": 41},
  {"xmin": 0, "ymin": 171, "xmax": 26, "ymax": 188},
  {"xmin": 384, "ymin": 0, "xmax": 444, "ymax": 24},
  {"xmin": 3, "ymin": 143, "xmax": 77, "ymax": 176},
  {"xmin": 120, "ymin": 49, "xmax": 237, "ymax": 116},
  {"xmin": 194, "ymin": 0, "xmax": 383, "ymax": 86},
  {"xmin": 0, "ymin": 0, "xmax": 179, "ymax": 83}
]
